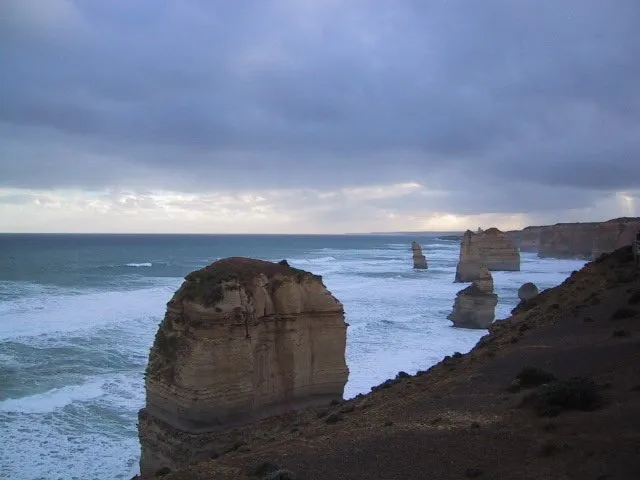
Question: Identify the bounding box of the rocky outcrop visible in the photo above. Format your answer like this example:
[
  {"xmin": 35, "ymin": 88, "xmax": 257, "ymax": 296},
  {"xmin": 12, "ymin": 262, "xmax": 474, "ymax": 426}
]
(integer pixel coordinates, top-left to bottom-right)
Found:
[
  {"xmin": 411, "ymin": 241, "xmax": 428, "ymax": 269},
  {"xmin": 454, "ymin": 231, "xmax": 482, "ymax": 282},
  {"xmin": 474, "ymin": 266, "xmax": 494, "ymax": 294},
  {"xmin": 448, "ymin": 267, "xmax": 498, "ymax": 329},
  {"xmin": 454, "ymin": 228, "xmax": 520, "ymax": 282},
  {"xmin": 518, "ymin": 282, "xmax": 539, "ymax": 302},
  {"xmin": 138, "ymin": 258, "xmax": 349, "ymax": 477},
  {"xmin": 511, "ymin": 282, "xmax": 540, "ymax": 314}
]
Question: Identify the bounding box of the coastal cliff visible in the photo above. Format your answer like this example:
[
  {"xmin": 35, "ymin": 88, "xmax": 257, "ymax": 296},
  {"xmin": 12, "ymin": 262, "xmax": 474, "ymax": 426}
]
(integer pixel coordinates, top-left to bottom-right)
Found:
[
  {"xmin": 138, "ymin": 258, "xmax": 349, "ymax": 476},
  {"xmin": 455, "ymin": 228, "xmax": 520, "ymax": 282},
  {"xmin": 148, "ymin": 245, "xmax": 640, "ymax": 480},
  {"xmin": 509, "ymin": 217, "xmax": 640, "ymax": 259},
  {"xmin": 507, "ymin": 226, "xmax": 544, "ymax": 252}
]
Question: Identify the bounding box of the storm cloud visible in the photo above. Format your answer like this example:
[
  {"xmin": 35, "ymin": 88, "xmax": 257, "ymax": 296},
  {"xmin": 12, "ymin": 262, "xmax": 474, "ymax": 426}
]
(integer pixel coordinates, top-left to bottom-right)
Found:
[{"xmin": 1, "ymin": 0, "xmax": 639, "ymax": 231}]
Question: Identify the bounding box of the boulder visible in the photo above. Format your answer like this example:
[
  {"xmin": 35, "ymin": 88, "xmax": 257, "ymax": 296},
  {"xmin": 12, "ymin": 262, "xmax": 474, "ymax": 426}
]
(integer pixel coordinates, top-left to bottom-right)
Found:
[
  {"xmin": 411, "ymin": 241, "xmax": 428, "ymax": 269},
  {"xmin": 448, "ymin": 268, "xmax": 498, "ymax": 329},
  {"xmin": 454, "ymin": 228, "xmax": 520, "ymax": 282},
  {"xmin": 138, "ymin": 257, "xmax": 349, "ymax": 476},
  {"xmin": 518, "ymin": 282, "xmax": 539, "ymax": 302}
]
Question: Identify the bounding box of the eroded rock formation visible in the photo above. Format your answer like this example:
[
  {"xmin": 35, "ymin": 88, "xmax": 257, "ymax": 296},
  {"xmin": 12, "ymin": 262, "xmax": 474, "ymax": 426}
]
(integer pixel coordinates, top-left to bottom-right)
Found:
[
  {"xmin": 475, "ymin": 266, "xmax": 494, "ymax": 294},
  {"xmin": 448, "ymin": 267, "xmax": 498, "ymax": 329},
  {"xmin": 138, "ymin": 258, "xmax": 349, "ymax": 476},
  {"xmin": 511, "ymin": 281, "xmax": 540, "ymax": 314},
  {"xmin": 518, "ymin": 282, "xmax": 539, "ymax": 302},
  {"xmin": 454, "ymin": 228, "xmax": 520, "ymax": 282},
  {"xmin": 411, "ymin": 241, "xmax": 428, "ymax": 269}
]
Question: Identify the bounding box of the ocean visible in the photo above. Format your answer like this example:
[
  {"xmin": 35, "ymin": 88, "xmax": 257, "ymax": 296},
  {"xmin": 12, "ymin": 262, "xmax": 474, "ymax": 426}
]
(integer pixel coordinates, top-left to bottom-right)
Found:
[{"xmin": 0, "ymin": 233, "xmax": 586, "ymax": 480}]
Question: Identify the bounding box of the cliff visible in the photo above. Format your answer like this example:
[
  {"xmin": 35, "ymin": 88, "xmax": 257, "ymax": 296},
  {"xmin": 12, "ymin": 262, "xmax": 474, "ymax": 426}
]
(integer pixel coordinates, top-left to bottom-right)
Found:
[
  {"xmin": 506, "ymin": 226, "xmax": 543, "ymax": 252},
  {"xmin": 509, "ymin": 217, "xmax": 640, "ymax": 259},
  {"xmin": 411, "ymin": 241, "xmax": 428, "ymax": 269},
  {"xmin": 455, "ymin": 228, "xmax": 520, "ymax": 282},
  {"xmin": 149, "ymin": 245, "xmax": 640, "ymax": 480},
  {"xmin": 138, "ymin": 258, "xmax": 349, "ymax": 477},
  {"xmin": 448, "ymin": 267, "xmax": 498, "ymax": 329}
]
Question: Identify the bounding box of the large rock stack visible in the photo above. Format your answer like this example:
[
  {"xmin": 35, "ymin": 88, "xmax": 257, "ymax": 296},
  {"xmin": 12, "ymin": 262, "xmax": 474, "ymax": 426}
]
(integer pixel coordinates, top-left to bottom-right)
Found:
[
  {"xmin": 411, "ymin": 241, "xmax": 428, "ymax": 269},
  {"xmin": 454, "ymin": 228, "xmax": 520, "ymax": 282},
  {"xmin": 138, "ymin": 258, "xmax": 349, "ymax": 476},
  {"xmin": 448, "ymin": 267, "xmax": 498, "ymax": 329}
]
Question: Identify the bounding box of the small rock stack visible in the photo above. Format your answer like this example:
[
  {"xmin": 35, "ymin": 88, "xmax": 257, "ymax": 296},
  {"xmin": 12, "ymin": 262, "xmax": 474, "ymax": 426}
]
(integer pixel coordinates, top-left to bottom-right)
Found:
[
  {"xmin": 448, "ymin": 267, "xmax": 498, "ymax": 329},
  {"xmin": 411, "ymin": 241, "xmax": 428, "ymax": 269}
]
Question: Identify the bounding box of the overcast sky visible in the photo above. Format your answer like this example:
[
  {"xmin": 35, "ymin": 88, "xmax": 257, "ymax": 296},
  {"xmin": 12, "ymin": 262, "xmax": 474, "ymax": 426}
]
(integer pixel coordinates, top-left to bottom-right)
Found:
[{"xmin": 1, "ymin": 0, "xmax": 639, "ymax": 233}]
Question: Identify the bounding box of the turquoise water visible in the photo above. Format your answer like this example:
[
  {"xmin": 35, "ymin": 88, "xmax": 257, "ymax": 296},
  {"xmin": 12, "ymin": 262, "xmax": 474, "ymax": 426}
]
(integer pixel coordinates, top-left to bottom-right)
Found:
[{"xmin": 0, "ymin": 234, "xmax": 586, "ymax": 479}]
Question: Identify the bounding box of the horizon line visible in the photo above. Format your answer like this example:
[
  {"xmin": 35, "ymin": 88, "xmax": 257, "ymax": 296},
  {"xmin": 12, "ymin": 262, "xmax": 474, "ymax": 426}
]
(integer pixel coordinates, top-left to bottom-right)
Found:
[{"xmin": 0, "ymin": 230, "xmax": 466, "ymax": 236}]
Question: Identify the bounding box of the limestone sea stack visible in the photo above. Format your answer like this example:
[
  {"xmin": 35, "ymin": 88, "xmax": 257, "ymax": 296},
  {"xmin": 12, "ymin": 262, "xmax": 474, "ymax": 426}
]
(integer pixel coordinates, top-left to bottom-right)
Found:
[
  {"xmin": 448, "ymin": 267, "xmax": 498, "ymax": 329},
  {"xmin": 138, "ymin": 258, "xmax": 349, "ymax": 476},
  {"xmin": 454, "ymin": 228, "xmax": 520, "ymax": 282},
  {"xmin": 411, "ymin": 241, "xmax": 428, "ymax": 269}
]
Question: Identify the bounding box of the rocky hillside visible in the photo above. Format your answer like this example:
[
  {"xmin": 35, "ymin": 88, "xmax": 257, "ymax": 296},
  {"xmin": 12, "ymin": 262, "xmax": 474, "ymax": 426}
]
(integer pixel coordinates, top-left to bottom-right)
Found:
[{"xmin": 144, "ymin": 246, "xmax": 640, "ymax": 480}]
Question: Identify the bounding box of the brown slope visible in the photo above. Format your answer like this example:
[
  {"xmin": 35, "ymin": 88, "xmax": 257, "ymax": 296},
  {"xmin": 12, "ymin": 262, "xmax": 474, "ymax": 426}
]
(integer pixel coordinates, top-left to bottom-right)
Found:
[{"xmin": 157, "ymin": 246, "xmax": 640, "ymax": 480}]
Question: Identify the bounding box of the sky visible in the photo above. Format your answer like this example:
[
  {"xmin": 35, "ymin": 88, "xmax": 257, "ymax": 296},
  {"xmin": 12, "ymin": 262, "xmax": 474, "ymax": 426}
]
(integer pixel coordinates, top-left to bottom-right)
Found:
[{"xmin": 1, "ymin": 0, "xmax": 639, "ymax": 233}]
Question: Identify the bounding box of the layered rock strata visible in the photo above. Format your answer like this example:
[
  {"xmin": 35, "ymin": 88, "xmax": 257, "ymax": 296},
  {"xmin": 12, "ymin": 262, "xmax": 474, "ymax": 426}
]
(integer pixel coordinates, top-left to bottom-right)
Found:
[
  {"xmin": 505, "ymin": 226, "xmax": 543, "ymax": 252},
  {"xmin": 448, "ymin": 267, "xmax": 498, "ymax": 329},
  {"xmin": 508, "ymin": 217, "xmax": 640, "ymax": 259},
  {"xmin": 475, "ymin": 267, "xmax": 494, "ymax": 294},
  {"xmin": 411, "ymin": 241, "xmax": 428, "ymax": 269},
  {"xmin": 454, "ymin": 228, "xmax": 520, "ymax": 282},
  {"xmin": 138, "ymin": 257, "xmax": 349, "ymax": 477}
]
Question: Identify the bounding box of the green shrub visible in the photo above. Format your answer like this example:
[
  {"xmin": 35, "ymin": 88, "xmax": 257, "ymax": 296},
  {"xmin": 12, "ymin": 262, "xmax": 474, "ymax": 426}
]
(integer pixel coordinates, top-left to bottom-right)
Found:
[
  {"xmin": 247, "ymin": 461, "xmax": 280, "ymax": 478},
  {"xmin": 516, "ymin": 366, "xmax": 557, "ymax": 388},
  {"xmin": 525, "ymin": 377, "xmax": 603, "ymax": 417},
  {"xmin": 264, "ymin": 469, "xmax": 297, "ymax": 480},
  {"xmin": 611, "ymin": 308, "xmax": 638, "ymax": 320},
  {"xmin": 508, "ymin": 366, "xmax": 556, "ymax": 392}
]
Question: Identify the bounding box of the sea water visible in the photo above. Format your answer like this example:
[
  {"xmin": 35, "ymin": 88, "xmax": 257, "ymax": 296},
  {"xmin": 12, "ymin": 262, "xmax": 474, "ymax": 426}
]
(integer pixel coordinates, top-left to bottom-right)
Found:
[{"xmin": 0, "ymin": 234, "xmax": 586, "ymax": 480}]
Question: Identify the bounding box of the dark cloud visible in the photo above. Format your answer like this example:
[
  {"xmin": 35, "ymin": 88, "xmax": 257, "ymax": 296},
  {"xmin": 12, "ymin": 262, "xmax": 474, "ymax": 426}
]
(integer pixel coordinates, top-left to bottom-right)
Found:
[{"xmin": 1, "ymin": 0, "xmax": 639, "ymax": 216}]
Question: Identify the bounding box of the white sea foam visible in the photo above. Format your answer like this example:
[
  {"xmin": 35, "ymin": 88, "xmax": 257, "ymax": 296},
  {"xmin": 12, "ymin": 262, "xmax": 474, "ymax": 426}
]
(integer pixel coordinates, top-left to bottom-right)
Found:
[
  {"xmin": 0, "ymin": 411, "xmax": 141, "ymax": 480},
  {"xmin": 0, "ymin": 279, "xmax": 180, "ymax": 341},
  {"xmin": 0, "ymin": 379, "xmax": 106, "ymax": 413},
  {"xmin": 286, "ymin": 255, "xmax": 337, "ymax": 264},
  {"xmin": 124, "ymin": 262, "xmax": 152, "ymax": 267}
]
